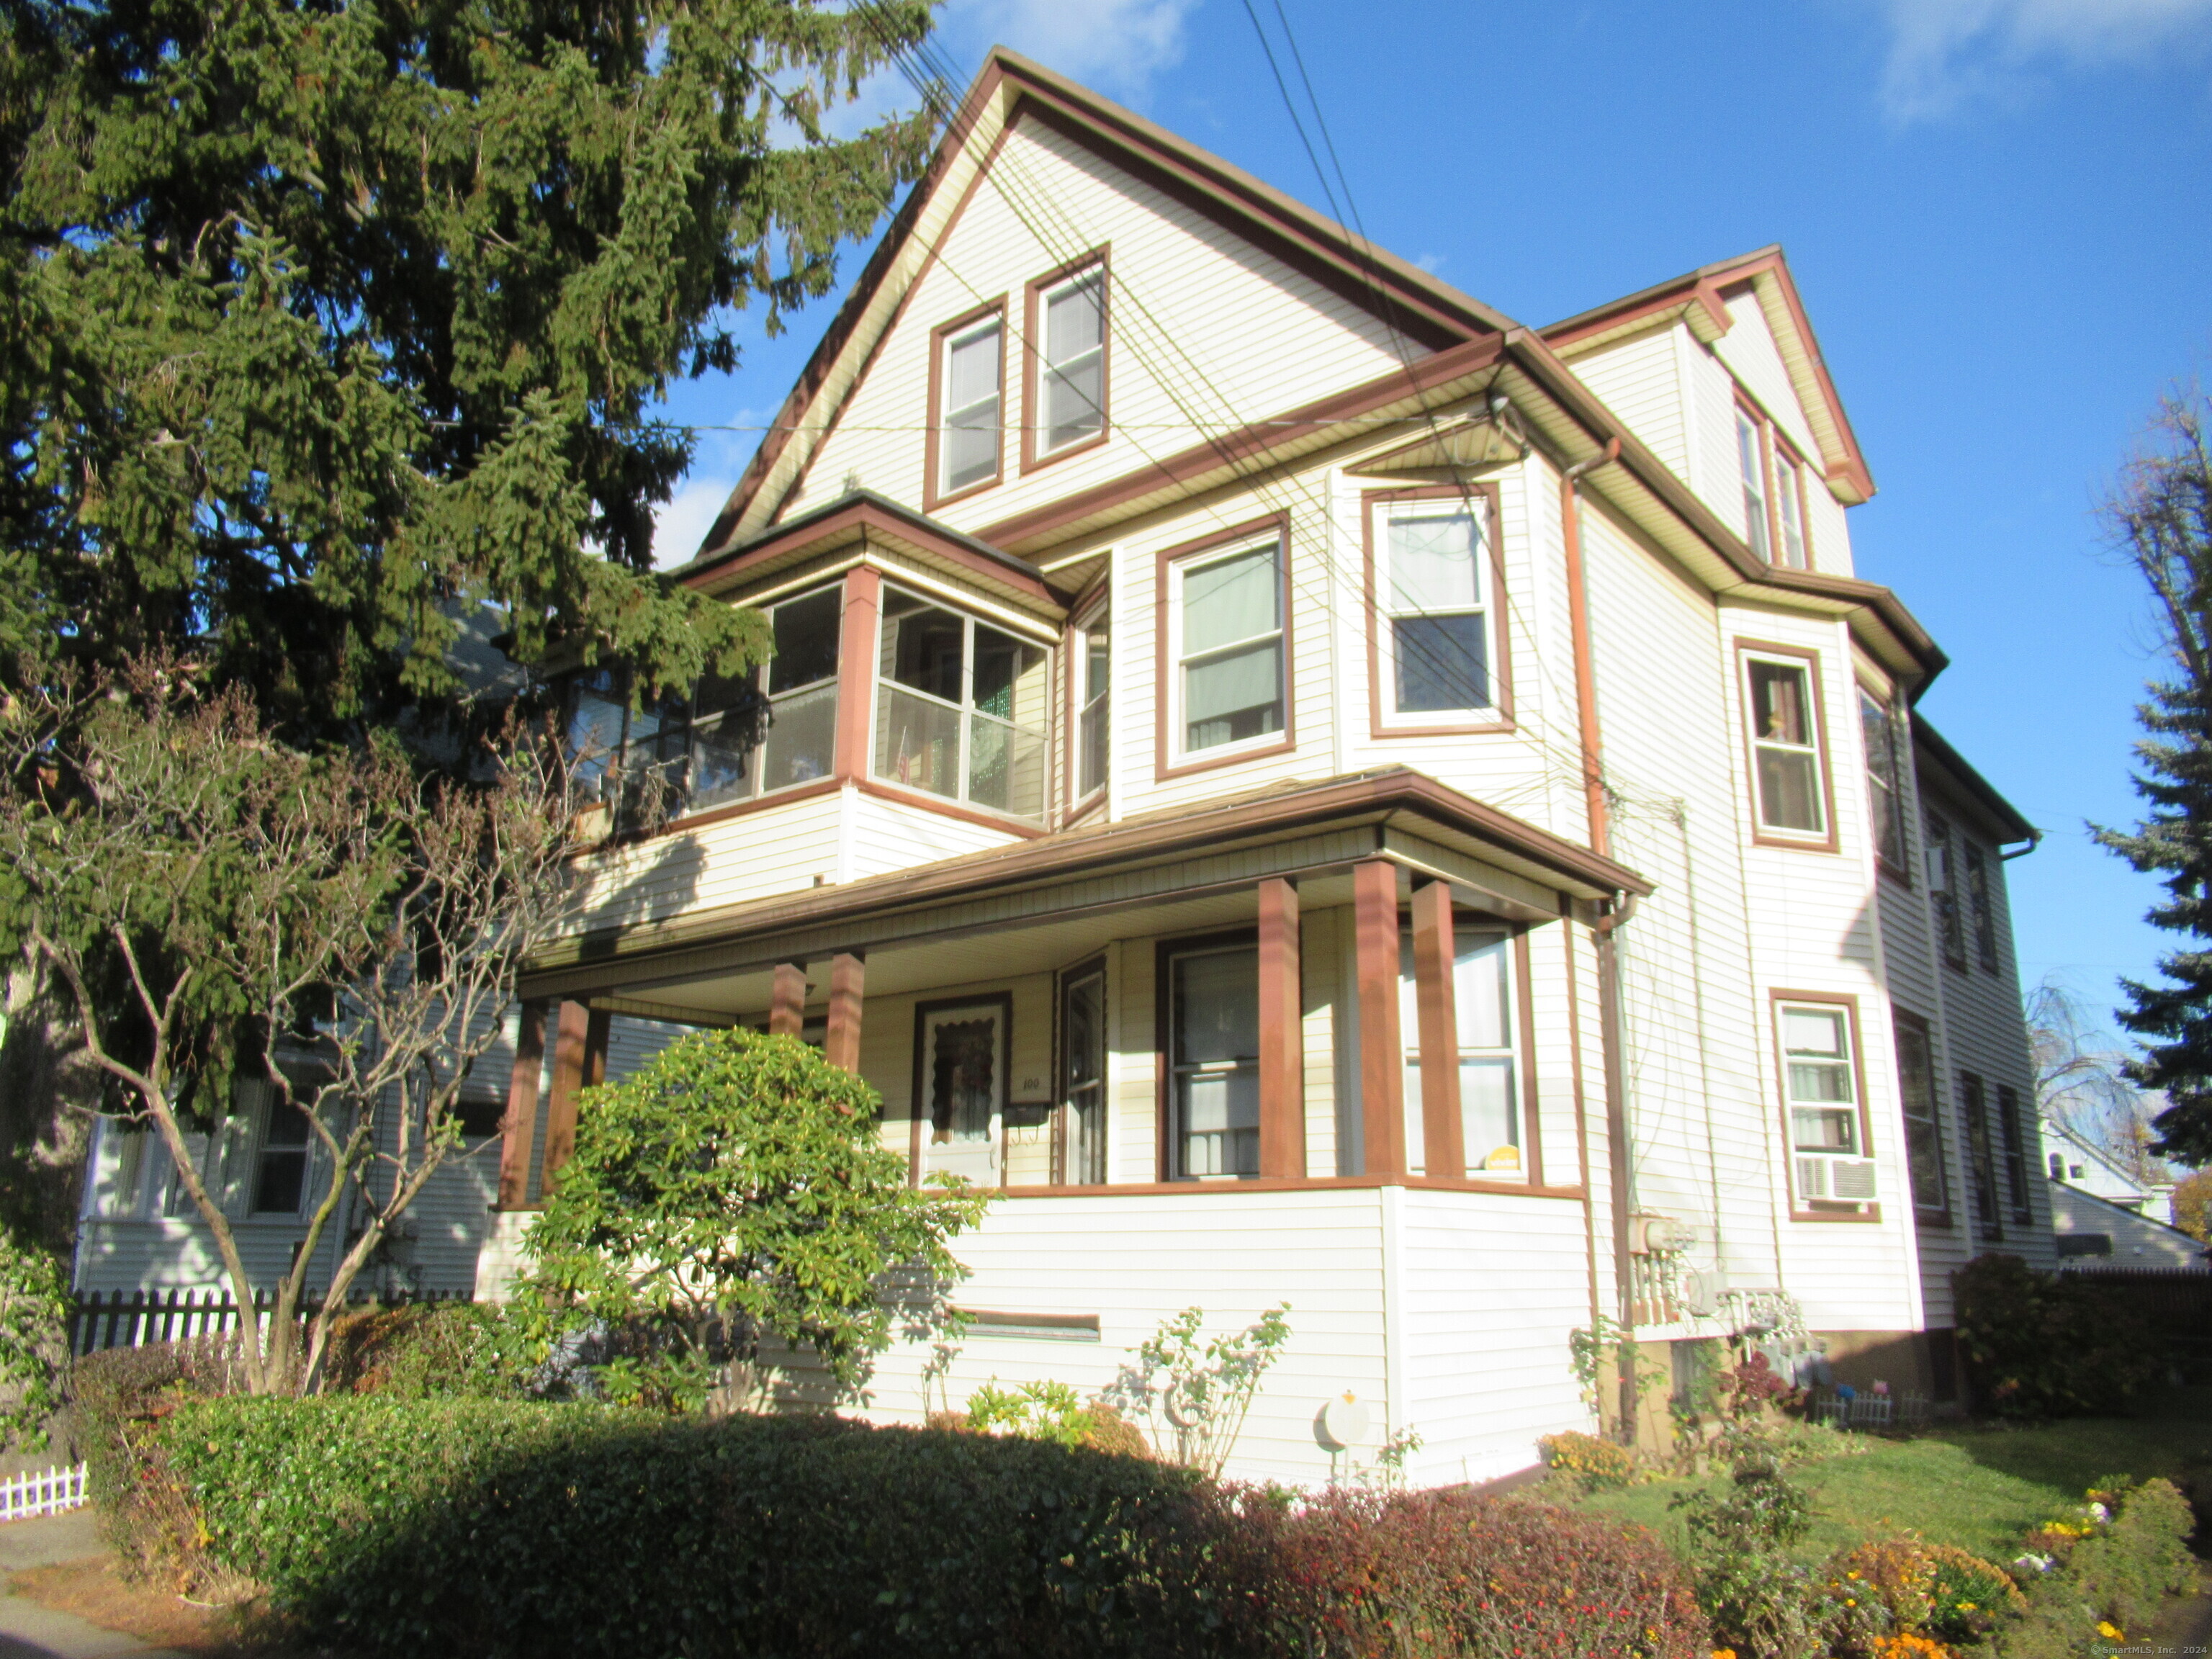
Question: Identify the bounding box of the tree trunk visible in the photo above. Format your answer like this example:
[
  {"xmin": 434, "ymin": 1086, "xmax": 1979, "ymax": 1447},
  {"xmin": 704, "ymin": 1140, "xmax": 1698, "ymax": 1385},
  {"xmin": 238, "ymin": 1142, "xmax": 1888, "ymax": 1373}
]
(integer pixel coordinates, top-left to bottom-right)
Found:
[{"xmin": 0, "ymin": 962, "xmax": 99, "ymax": 1257}]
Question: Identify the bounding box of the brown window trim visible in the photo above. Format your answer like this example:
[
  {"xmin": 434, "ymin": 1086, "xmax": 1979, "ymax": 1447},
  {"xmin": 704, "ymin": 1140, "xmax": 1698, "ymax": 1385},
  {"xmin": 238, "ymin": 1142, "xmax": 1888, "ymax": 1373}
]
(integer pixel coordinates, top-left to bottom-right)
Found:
[
  {"xmin": 1051, "ymin": 952, "xmax": 1109, "ymax": 1187},
  {"xmin": 1737, "ymin": 637, "xmax": 1841, "ymax": 855},
  {"xmin": 1858, "ymin": 681, "xmax": 1914, "ymax": 888},
  {"xmin": 925, "ymin": 296, "xmax": 1010, "ymax": 513},
  {"xmin": 1020, "ymin": 246, "xmax": 1111, "ymax": 477},
  {"xmin": 1770, "ymin": 986, "xmax": 1879, "ymax": 1220},
  {"xmin": 1154, "ymin": 514, "xmax": 1297, "ymax": 783},
  {"xmin": 1154, "ymin": 928, "xmax": 1260, "ymax": 1182},
  {"xmin": 1063, "ymin": 576, "xmax": 1112, "ymax": 819},
  {"xmin": 1360, "ymin": 482, "xmax": 1516, "ymax": 740},
  {"xmin": 1512, "ymin": 929, "xmax": 1543, "ymax": 1187}
]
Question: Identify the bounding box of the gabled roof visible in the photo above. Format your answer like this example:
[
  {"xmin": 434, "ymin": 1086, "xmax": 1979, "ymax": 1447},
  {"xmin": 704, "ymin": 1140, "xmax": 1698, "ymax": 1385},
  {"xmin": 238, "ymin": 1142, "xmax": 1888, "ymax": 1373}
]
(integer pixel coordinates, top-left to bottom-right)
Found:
[
  {"xmin": 1542, "ymin": 246, "xmax": 1877, "ymax": 505},
  {"xmin": 703, "ymin": 48, "xmax": 1522, "ymax": 553}
]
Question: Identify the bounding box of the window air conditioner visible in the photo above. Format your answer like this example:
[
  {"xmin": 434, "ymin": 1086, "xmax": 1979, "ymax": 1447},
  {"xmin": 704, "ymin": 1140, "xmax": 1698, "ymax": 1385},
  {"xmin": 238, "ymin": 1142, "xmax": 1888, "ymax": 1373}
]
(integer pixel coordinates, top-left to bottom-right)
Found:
[{"xmin": 1797, "ymin": 1156, "xmax": 1878, "ymax": 1202}]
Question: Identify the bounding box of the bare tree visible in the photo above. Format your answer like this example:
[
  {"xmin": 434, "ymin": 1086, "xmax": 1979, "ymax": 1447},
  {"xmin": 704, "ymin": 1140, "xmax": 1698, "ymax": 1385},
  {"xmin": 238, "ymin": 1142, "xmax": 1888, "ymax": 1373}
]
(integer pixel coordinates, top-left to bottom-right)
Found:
[
  {"xmin": 2026, "ymin": 975, "xmax": 2172, "ymax": 1187},
  {"xmin": 0, "ymin": 664, "xmax": 585, "ymax": 1393}
]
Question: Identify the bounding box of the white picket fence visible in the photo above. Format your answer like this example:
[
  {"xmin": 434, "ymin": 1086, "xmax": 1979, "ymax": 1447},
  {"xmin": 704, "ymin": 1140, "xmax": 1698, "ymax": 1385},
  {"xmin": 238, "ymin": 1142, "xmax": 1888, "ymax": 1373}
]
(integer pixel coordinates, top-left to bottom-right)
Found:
[{"xmin": 0, "ymin": 1463, "xmax": 88, "ymax": 1524}]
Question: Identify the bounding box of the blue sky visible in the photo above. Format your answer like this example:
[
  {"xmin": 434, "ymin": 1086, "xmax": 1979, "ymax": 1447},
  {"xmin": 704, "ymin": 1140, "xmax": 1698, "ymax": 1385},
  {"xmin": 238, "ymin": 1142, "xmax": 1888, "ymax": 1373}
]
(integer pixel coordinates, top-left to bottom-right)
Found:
[{"xmin": 650, "ymin": 0, "xmax": 2212, "ymax": 1042}]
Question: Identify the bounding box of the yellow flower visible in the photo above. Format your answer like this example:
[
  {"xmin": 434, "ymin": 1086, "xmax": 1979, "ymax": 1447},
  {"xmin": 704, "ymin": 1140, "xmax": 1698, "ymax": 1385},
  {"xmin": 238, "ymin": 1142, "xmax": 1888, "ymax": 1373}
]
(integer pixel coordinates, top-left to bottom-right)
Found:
[{"xmin": 2098, "ymin": 1622, "xmax": 2124, "ymax": 1640}]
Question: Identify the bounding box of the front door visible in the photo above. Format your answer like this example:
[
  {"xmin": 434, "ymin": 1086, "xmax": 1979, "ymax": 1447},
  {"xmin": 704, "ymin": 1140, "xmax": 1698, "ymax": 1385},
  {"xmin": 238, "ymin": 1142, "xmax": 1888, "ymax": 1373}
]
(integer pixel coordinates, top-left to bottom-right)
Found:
[{"xmin": 919, "ymin": 1002, "xmax": 1005, "ymax": 1184}]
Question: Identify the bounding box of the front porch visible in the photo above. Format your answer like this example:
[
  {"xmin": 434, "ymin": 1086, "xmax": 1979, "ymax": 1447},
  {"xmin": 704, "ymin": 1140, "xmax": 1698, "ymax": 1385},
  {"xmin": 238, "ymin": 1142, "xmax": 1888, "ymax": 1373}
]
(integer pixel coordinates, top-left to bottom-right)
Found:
[{"xmin": 485, "ymin": 768, "xmax": 1647, "ymax": 1481}]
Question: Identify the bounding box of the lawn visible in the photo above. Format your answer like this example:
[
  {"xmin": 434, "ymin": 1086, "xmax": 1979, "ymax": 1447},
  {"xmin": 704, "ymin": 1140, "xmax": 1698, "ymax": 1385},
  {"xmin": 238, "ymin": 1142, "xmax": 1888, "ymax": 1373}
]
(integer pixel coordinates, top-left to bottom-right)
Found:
[{"xmin": 1573, "ymin": 1391, "xmax": 2212, "ymax": 1565}]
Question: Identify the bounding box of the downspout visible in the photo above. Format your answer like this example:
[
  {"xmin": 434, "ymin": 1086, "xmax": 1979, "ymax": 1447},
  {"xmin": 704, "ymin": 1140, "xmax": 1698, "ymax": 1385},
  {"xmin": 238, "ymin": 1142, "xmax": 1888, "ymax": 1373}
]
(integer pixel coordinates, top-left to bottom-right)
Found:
[{"xmin": 1562, "ymin": 438, "xmax": 1642, "ymax": 1435}]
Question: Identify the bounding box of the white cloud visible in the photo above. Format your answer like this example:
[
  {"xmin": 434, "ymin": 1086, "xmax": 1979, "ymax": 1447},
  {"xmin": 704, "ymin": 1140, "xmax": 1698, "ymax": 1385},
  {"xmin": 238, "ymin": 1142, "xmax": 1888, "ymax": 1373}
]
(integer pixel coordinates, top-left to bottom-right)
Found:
[
  {"xmin": 1876, "ymin": 0, "xmax": 2212, "ymax": 120},
  {"xmin": 941, "ymin": 0, "xmax": 1197, "ymax": 99},
  {"xmin": 652, "ymin": 474, "xmax": 738, "ymax": 570}
]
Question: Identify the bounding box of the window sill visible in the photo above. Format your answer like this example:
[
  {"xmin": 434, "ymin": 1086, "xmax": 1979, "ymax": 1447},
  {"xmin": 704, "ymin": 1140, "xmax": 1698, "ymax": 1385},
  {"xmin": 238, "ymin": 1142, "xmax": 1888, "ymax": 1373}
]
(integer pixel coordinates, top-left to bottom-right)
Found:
[
  {"xmin": 1156, "ymin": 731, "xmax": 1295, "ymax": 783},
  {"xmin": 1791, "ymin": 1202, "xmax": 1882, "ymax": 1223},
  {"xmin": 1751, "ymin": 827, "xmax": 1842, "ymax": 855},
  {"xmin": 1372, "ymin": 712, "xmax": 1516, "ymax": 739}
]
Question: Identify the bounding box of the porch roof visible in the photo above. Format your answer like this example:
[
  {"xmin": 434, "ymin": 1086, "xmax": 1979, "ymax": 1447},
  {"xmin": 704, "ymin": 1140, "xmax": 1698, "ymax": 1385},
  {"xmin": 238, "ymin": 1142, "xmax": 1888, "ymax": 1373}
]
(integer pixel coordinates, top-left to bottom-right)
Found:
[{"xmin": 521, "ymin": 767, "xmax": 1650, "ymax": 1002}]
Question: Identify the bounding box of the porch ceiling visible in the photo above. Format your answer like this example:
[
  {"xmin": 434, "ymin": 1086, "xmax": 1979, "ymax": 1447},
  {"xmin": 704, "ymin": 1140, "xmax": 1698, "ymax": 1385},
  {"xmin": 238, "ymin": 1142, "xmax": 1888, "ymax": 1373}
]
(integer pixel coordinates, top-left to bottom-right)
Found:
[{"xmin": 520, "ymin": 767, "xmax": 1649, "ymax": 1004}]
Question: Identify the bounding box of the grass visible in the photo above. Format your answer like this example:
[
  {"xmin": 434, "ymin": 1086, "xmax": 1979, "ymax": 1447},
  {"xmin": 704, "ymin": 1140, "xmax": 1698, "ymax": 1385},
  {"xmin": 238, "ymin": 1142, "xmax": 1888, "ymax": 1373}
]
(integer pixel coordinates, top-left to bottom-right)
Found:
[{"xmin": 1570, "ymin": 1392, "xmax": 2212, "ymax": 1567}]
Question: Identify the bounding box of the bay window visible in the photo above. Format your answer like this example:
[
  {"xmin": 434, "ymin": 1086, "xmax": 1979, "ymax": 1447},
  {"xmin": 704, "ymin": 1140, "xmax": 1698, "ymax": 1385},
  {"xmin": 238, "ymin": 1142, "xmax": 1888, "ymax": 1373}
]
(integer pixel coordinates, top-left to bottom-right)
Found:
[
  {"xmin": 1171, "ymin": 534, "xmax": 1286, "ymax": 759},
  {"xmin": 936, "ymin": 309, "xmax": 1004, "ymax": 499},
  {"xmin": 1377, "ymin": 502, "xmax": 1496, "ymax": 720},
  {"xmin": 874, "ymin": 586, "xmax": 1050, "ymax": 821},
  {"xmin": 1779, "ymin": 999, "xmax": 1874, "ymax": 1206},
  {"xmin": 1743, "ymin": 649, "xmax": 1827, "ymax": 840},
  {"xmin": 1397, "ymin": 924, "xmax": 1520, "ymax": 1176},
  {"xmin": 1860, "ymin": 689, "xmax": 1909, "ymax": 871},
  {"xmin": 1035, "ymin": 266, "xmax": 1106, "ymax": 458}
]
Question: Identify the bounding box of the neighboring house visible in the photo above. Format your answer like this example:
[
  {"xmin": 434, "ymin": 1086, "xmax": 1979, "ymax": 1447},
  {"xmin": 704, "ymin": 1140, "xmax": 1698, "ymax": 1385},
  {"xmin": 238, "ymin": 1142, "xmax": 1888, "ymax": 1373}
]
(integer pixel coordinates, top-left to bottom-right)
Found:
[
  {"xmin": 83, "ymin": 51, "xmax": 2055, "ymax": 1485},
  {"xmin": 2041, "ymin": 1115, "xmax": 2205, "ymax": 1270}
]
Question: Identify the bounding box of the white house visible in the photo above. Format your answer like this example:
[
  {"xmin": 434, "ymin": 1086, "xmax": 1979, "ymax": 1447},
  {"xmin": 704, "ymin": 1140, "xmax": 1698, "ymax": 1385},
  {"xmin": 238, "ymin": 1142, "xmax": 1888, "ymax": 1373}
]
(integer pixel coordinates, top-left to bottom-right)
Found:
[{"xmin": 77, "ymin": 51, "xmax": 2054, "ymax": 1485}]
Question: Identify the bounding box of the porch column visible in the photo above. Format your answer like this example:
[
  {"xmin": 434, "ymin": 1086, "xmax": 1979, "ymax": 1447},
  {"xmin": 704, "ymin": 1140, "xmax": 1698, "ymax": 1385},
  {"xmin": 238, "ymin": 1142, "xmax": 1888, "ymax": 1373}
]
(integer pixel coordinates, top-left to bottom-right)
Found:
[
  {"xmin": 824, "ymin": 951, "xmax": 866, "ymax": 1074},
  {"xmin": 540, "ymin": 1000, "xmax": 595, "ymax": 1187},
  {"xmin": 496, "ymin": 999, "xmax": 547, "ymax": 1210},
  {"xmin": 1411, "ymin": 880, "xmax": 1465, "ymax": 1180},
  {"xmin": 1256, "ymin": 878, "xmax": 1305, "ymax": 1179},
  {"xmin": 1353, "ymin": 858, "xmax": 1407, "ymax": 1177},
  {"xmin": 835, "ymin": 565, "xmax": 882, "ymax": 782},
  {"xmin": 769, "ymin": 962, "xmax": 808, "ymax": 1036}
]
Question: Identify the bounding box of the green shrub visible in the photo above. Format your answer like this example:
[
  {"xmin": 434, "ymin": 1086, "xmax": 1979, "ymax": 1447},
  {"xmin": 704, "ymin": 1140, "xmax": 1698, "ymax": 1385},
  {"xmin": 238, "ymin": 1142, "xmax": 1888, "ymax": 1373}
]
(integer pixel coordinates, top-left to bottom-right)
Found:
[
  {"xmin": 1272, "ymin": 1485, "xmax": 1707, "ymax": 1658},
  {"xmin": 156, "ymin": 1395, "xmax": 1275, "ymax": 1658},
  {"xmin": 1952, "ymin": 1255, "xmax": 2163, "ymax": 1418},
  {"xmin": 318, "ymin": 1301, "xmax": 531, "ymax": 1399}
]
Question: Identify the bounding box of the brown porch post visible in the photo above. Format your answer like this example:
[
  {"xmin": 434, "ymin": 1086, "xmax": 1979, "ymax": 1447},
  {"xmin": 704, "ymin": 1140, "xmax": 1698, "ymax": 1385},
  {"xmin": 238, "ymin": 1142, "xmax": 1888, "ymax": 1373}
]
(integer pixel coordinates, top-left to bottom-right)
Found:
[
  {"xmin": 1256, "ymin": 877, "xmax": 1305, "ymax": 1179},
  {"xmin": 769, "ymin": 963, "xmax": 808, "ymax": 1036},
  {"xmin": 834, "ymin": 565, "xmax": 882, "ymax": 781},
  {"xmin": 824, "ymin": 951, "xmax": 866, "ymax": 1073},
  {"xmin": 1411, "ymin": 880, "xmax": 1465, "ymax": 1179},
  {"xmin": 540, "ymin": 1000, "xmax": 595, "ymax": 1187},
  {"xmin": 496, "ymin": 999, "xmax": 547, "ymax": 1210},
  {"xmin": 1354, "ymin": 858, "xmax": 1407, "ymax": 1177}
]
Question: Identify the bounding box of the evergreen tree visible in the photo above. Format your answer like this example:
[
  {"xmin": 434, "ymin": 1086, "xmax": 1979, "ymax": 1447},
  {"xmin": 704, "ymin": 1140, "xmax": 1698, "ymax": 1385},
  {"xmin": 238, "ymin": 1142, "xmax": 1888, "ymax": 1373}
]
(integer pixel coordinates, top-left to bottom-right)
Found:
[
  {"xmin": 2097, "ymin": 389, "xmax": 2212, "ymax": 1166},
  {"xmin": 0, "ymin": 0, "xmax": 938, "ymax": 723}
]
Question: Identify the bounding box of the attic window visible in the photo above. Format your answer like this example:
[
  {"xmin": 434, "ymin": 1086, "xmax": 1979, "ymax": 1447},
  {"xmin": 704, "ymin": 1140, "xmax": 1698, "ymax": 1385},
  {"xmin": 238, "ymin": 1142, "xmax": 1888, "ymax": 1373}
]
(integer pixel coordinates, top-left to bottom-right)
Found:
[
  {"xmin": 1034, "ymin": 266, "xmax": 1106, "ymax": 458},
  {"xmin": 935, "ymin": 307, "xmax": 1005, "ymax": 500},
  {"xmin": 1735, "ymin": 403, "xmax": 1812, "ymax": 571}
]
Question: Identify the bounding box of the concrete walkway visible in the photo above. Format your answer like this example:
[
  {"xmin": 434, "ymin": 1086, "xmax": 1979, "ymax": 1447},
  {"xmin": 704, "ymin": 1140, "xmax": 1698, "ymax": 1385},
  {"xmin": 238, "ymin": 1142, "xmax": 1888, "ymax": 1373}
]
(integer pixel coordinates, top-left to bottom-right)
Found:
[{"xmin": 0, "ymin": 1512, "xmax": 186, "ymax": 1659}]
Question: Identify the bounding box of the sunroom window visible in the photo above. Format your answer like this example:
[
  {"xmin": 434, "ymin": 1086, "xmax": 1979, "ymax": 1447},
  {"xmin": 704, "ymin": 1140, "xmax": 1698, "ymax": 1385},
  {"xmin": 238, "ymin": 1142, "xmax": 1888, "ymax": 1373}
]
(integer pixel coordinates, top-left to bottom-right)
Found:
[
  {"xmin": 874, "ymin": 587, "xmax": 1050, "ymax": 821},
  {"xmin": 562, "ymin": 583, "xmax": 840, "ymax": 827},
  {"xmin": 1397, "ymin": 923, "xmax": 1520, "ymax": 1175}
]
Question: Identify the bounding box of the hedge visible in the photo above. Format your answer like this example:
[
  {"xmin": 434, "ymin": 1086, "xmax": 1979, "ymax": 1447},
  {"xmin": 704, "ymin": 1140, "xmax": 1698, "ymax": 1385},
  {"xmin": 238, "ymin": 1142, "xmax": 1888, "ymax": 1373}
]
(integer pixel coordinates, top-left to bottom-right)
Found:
[{"xmin": 148, "ymin": 1396, "xmax": 1710, "ymax": 1658}]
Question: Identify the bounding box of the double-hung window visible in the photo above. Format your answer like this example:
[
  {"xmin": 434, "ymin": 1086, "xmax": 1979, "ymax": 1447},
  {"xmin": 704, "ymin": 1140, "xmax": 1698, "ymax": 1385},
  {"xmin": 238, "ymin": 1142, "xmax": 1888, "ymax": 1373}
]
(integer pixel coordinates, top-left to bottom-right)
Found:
[
  {"xmin": 1892, "ymin": 1009, "xmax": 1949, "ymax": 1218},
  {"xmin": 1057, "ymin": 961, "xmax": 1107, "ymax": 1186},
  {"xmin": 1743, "ymin": 651, "xmax": 1827, "ymax": 840},
  {"xmin": 1996, "ymin": 1084, "xmax": 2033, "ymax": 1226},
  {"xmin": 1166, "ymin": 943, "xmax": 1259, "ymax": 1179},
  {"xmin": 1859, "ymin": 690, "xmax": 1909, "ymax": 872},
  {"xmin": 1172, "ymin": 535, "xmax": 1286, "ymax": 759},
  {"xmin": 1737, "ymin": 410, "xmax": 1772, "ymax": 561},
  {"xmin": 1960, "ymin": 1071, "xmax": 2000, "ymax": 1238},
  {"xmin": 1034, "ymin": 266, "xmax": 1106, "ymax": 458},
  {"xmin": 1966, "ymin": 842, "xmax": 1999, "ymax": 971},
  {"xmin": 875, "ymin": 587, "xmax": 1050, "ymax": 821},
  {"xmin": 1926, "ymin": 810, "xmax": 1966, "ymax": 966},
  {"xmin": 1781, "ymin": 1001, "xmax": 1875, "ymax": 1205},
  {"xmin": 1075, "ymin": 605, "xmax": 1110, "ymax": 801},
  {"xmin": 1376, "ymin": 501, "xmax": 1496, "ymax": 721},
  {"xmin": 1396, "ymin": 924, "xmax": 1521, "ymax": 1176},
  {"xmin": 937, "ymin": 310, "xmax": 1004, "ymax": 498},
  {"xmin": 1773, "ymin": 446, "xmax": 1809, "ymax": 570}
]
